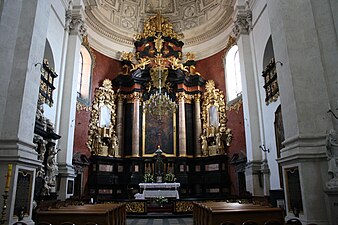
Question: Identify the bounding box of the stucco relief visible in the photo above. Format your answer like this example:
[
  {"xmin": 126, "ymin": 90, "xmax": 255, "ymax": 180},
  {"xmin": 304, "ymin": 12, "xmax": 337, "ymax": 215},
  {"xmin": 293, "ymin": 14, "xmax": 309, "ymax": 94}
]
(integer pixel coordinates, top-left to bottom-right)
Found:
[{"xmin": 84, "ymin": 0, "xmax": 235, "ymax": 59}]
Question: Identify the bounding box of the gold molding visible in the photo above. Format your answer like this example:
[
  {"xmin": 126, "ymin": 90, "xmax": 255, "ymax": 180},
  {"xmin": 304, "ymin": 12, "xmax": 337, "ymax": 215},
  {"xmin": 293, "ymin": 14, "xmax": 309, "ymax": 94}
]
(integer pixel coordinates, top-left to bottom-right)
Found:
[
  {"xmin": 200, "ymin": 80, "xmax": 232, "ymax": 156},
  {"xmin": 76, "ymin": 101, "xmax": 90, "ymax": 112},
  {"xmin": 87, "ymin": 79, "xmax": 117, "ymax": 156},
  {"xmin": 134, "ymin": 12, "xmax": 184, "ymax": 41},
  {"xmin": 228, "ymin": 97, "xmax": 243, "ymax": 113}
]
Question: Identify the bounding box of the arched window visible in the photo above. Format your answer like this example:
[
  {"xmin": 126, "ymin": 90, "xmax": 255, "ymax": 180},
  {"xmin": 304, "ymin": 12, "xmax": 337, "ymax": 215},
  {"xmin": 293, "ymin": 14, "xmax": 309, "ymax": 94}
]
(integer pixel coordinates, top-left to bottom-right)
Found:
[
  {"xmin": 77, "ymin": 45, "xmax": 93, "ymax": 104},
  {"xmin": 77, "ymin": 52, "xmax": 83, "ymax": 97},
  {"xmin": 225, "ymin": 45, "xmax": 242, "ymax": 102}
]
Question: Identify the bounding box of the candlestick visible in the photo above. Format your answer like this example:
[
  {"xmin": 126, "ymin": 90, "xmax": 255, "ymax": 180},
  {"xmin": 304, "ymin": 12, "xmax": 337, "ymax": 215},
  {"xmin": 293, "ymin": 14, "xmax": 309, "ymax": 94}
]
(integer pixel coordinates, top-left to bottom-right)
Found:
[{"xmin": 4, "ymin": 164, "xmax": 12, "ymax": 192}]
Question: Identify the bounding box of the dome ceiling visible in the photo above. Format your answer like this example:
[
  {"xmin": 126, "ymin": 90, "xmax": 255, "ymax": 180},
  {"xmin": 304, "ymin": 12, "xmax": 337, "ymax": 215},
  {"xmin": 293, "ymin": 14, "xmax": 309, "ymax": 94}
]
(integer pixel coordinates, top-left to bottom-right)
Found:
[{"xmin": 84, "ymin": 0, "xmax": 235, "ymax": 60}]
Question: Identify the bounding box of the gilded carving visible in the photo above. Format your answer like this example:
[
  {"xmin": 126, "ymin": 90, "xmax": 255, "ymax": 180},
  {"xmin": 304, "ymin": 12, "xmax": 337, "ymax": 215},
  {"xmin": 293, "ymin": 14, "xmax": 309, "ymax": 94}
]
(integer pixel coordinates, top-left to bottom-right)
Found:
[
  {"xmin": 201, "ymin": 80, "xmax": 232, "ymax": 156},
  {"xmin": 125, "ymin": 201, "xmax": 146, "ymax": 213},
  {"xmin": 228, "ymin": 98, "xmax": 242, "ymax": 113},
  {"xmin": 135, "ymin": 12, "xmax": 184, "ymax": 40},
  {"xmin": 87, "ymin": 79, "xmax": 118, "ymax": 156},
  {"xmin": 168, "ymin": 57, "xmax": 188, "ymax": 72},
  {"xmin": 174, "ymin": 201, "xmax": 194, "ymax": 213},
  {"xmin": 76, "ymin": 101, "xmax": 90, "ymax": 111},
  {"xmin": 176, "ymin": 92, "xmax": 186, "ymax": 102}
]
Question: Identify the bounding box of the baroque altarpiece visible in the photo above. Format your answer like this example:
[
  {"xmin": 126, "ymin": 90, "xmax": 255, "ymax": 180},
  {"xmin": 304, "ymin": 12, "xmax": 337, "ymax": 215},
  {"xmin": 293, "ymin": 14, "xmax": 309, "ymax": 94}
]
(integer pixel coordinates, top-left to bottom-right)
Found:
[{"xmin": 87, "ymin": 14, "xmax": 233, "ymax": 200}]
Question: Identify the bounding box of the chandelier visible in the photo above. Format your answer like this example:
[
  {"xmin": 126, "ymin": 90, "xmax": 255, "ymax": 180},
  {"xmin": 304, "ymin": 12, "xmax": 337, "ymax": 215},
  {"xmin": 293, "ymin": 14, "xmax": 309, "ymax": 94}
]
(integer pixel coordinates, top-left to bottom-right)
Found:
[{"xmin": 143, "ymin": 67, "xmax": 176, "ymax": 120}]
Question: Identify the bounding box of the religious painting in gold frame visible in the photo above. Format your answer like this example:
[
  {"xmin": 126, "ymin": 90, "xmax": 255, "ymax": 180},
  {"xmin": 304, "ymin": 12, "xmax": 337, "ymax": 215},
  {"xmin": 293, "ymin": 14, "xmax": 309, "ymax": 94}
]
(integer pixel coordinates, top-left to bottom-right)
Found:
[{"xmin": 142, "ymin": 110, "xmax": 176, "ymax": 157}]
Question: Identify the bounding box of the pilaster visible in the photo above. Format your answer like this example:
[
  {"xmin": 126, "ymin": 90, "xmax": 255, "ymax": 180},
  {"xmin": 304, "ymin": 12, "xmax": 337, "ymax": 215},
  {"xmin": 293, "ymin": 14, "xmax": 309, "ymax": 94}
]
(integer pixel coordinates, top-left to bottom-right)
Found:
[
  {"xmin": 0, "ymin": 0, "xmax": 51, "ymax": 224},
  {"xmin": 56, "ymin": 0, "xmax": 86, "ymax": 201},
  {"xmin": 267, "ymin": 0, "xmax": 332, "ymax": 223},
  {"xmin": 233, "ymin": 1, "xmax": 263, "ymax": 196}
]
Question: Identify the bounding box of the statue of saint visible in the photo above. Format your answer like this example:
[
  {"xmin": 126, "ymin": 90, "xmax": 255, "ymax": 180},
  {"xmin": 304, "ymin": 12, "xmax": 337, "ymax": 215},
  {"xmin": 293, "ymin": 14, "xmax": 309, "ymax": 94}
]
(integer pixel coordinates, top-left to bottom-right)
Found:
[
  {"xmin": 326, "ymin": 129, "xmax": 338, "ymax": 182},
  {"xmin": 216, "ymin": 132, "xmax": 224, "ymax": 149},
  {"xmin": 201, "ymin": 134, "xmax": 208, "ymax": 156},
  {"xmin": 108, "ymin": 134, "xmax": 119, "ymax": 157},
  {"xmin": 46, "ymin": 146, "xmax": 60, "ymax": 187}
]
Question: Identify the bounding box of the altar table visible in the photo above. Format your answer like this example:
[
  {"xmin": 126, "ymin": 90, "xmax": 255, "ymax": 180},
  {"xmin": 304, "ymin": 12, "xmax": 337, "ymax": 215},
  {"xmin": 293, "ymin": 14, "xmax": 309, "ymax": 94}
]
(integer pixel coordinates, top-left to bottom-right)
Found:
[{"xmin": 139, "ymin": 182, "xmax": 180, "ymax": 199}]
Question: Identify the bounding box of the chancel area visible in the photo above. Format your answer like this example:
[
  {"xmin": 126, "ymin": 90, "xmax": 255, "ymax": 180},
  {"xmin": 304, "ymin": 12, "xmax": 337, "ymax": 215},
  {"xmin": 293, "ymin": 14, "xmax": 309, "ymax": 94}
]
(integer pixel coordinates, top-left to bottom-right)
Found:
[{"xmin": 0, "ymin": 0, "xmax": 338, "ymax": 225}]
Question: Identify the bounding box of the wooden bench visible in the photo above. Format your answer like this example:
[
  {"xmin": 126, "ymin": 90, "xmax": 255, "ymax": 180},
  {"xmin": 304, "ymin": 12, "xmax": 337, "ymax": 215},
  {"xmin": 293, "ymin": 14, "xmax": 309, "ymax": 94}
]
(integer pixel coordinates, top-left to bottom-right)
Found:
[
  {"xmin": 193, "ymin": 202, "xmax": 284, "ymax": 225},
  {"xmin": 36, "ymin": 203, "xmax": 126, "ymax": 225}
]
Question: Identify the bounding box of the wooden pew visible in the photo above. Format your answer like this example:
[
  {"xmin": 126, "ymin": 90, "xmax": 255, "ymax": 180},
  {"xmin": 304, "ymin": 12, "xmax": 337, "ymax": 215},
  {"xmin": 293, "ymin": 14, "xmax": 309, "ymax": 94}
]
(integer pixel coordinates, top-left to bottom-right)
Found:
[
  {"xmin": 36, "ymin": 203, "xmax": 126, "ymax": 225},
  {"xmin": 193, "ymin": 202, "xmax": 284, "ymax": 225}
]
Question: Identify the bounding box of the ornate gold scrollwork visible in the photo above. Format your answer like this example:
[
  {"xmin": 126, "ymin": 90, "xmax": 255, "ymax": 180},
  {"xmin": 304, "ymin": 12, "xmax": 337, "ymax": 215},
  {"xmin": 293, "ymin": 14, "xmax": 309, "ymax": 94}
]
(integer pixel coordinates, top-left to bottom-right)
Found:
[
  {"xmin": 125, "ymin": 201, "xmax": 146, "ymax": 213},
  {"xmin": 87, "ymin": 79, "xmax": 118, "ymax": 157},
  {"xmin": 134, "ymin": 12, "xmax": 184, "ymax": 41},
  {"xmin": 174, "ymin": 201, "xmax": 194, "ymax": 213},
  {"xmin": 201, "ymin": 80, "xmax": 232, "ymax": 156}
]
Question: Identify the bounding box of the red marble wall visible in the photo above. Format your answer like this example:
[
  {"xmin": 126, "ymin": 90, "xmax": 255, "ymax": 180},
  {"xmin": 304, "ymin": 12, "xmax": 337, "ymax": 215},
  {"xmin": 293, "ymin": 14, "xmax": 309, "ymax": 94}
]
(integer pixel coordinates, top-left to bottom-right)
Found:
[
  {"xmin": 73, "ymin": 47, "xmax": 246, "ymax": 196},
  {"xmin": 73, "ymin": 49, "xmax": 122, "ymax": 192},
  {"xmin": 196, "ymin": 50, "xmax": 246, "ymax": 195}
]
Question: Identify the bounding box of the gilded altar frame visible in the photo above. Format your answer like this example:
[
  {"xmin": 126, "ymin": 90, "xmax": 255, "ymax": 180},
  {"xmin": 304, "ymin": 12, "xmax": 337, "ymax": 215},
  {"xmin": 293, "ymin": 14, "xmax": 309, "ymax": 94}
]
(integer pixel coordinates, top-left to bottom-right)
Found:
[{"xmin": 87, "ymin": 79, "xmax": 117, "ymax": 156}]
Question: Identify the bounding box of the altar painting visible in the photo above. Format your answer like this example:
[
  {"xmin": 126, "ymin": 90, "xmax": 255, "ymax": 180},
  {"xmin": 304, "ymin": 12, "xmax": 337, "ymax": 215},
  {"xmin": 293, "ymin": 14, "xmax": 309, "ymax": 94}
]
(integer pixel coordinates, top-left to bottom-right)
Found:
[{"xmin": 142, "ymin": 111, "xmax": 176, "ymax": 157}]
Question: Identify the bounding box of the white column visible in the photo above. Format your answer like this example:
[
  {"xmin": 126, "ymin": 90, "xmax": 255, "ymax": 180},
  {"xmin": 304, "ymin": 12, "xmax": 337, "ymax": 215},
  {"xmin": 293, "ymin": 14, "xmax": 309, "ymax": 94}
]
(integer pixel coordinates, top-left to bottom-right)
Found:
[
  {"xmin": 194, "ymin": 94, "xmax": 202, "ymax": 157},
  {"xmin": 233, "ymin": 3, "xmax": 263, "ymax": 196},
  {"xmin": 177, "ymin": 92, "xmax": 187, "ymax": 157},
  {"xmin": 56, "ymin": 0, "xmax": 86, "ymax": 201},
  {"xmin": 0, "ymin": 1, "xmax": 51, "ymax": 224},
  {"xmin": 267, "ymin": 0, "xmax": 332, "ymax": 223},
  {"xmin": 132, "ymin": 92, "xmax": 141, "ymax": 157}
]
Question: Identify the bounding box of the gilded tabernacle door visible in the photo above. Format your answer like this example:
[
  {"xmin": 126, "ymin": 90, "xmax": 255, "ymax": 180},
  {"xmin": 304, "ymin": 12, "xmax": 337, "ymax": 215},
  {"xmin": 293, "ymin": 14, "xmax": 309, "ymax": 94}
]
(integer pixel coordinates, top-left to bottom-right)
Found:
[{"xmin": 142, "ymin": 110, "xmax": 176, "ymax": 157}]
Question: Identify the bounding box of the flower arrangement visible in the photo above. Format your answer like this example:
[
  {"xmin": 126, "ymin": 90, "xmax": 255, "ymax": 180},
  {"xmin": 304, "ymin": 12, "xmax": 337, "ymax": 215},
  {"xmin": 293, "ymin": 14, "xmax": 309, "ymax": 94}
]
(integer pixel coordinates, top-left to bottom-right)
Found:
[
  {"xmin": 164, "ymin": 172, "xmax": 176, "ymax": 182},
  {"xmin": 143, "ymin": 172, "xmax": 154, "ymax": 183},
  {"xmin": 155, "ymin": 196, "xmax": 168, "ymax": 206}
]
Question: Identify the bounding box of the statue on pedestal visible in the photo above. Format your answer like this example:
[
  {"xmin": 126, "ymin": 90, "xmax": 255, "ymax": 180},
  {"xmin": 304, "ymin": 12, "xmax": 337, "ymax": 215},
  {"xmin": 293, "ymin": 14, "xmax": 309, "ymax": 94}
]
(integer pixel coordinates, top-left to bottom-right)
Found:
[
  {"xmin": 155, "ymin": 146, "xmax": 164, "ymax": 182},
  {"xmin": 326, "ymin": 129, "xmax": 338, "ymax": 188}
]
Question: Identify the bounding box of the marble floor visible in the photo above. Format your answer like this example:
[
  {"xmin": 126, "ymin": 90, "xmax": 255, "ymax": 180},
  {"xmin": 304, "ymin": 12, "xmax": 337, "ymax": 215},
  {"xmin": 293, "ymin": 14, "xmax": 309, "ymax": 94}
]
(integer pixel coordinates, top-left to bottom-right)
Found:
[{"xmin": 127, "ymin": 217, "xmax": 193, "ymax": 225}]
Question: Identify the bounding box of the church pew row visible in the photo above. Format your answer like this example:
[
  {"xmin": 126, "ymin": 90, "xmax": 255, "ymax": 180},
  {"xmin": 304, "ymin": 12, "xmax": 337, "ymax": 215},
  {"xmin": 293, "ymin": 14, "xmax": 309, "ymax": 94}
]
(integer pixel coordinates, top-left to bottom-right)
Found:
[
  {"xmin": 193, "ymin": 202, "xmax": 284, "ymax": 225},
  {"xmin": 36, "ymin": 203, "xmax": 126, "ymax": 225}
]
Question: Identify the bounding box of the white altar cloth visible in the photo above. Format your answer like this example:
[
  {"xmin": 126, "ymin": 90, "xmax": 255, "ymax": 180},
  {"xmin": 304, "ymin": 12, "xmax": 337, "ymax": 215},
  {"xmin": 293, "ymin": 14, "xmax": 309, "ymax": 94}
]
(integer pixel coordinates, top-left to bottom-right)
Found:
[
  {"xmin": 138, "ymin": 182, "xmax": 180, "ymax": 199},
  {"xmin": 139, "ymin": 182, "xmax": 180, "ymax": 189}
]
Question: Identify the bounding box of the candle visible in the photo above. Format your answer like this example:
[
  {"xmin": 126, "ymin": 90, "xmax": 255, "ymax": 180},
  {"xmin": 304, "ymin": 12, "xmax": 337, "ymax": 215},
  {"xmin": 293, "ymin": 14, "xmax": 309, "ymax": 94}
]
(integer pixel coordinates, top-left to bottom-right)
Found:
[{"xmin": 5, "ymin": 164, "xmax": 12, "ymax": 192}]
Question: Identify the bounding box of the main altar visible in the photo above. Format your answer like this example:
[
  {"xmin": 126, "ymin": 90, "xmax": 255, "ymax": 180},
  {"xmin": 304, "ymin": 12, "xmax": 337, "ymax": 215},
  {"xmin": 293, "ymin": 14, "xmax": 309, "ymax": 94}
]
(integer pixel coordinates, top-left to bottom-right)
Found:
[{"xmin": 87, "ymin": 13, "xmax": 233, "ymax": 201}]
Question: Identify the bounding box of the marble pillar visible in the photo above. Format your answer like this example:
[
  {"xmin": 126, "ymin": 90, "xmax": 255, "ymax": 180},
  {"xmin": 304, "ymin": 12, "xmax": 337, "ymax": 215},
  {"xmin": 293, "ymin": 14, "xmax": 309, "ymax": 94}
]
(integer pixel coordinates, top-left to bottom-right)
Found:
[
  {"xmin": 194, "ymin": 94, "xmax": 202, "ymax": 157},
  {"xmin": 0, "ymin": 1, "xmax": 51, "ymax": 224},
  {"xmin": 177, "ymin": 92, "xmax": 187, "ymax": 157},
  {"xmin": 116, "ymin": 95, "xmax": 124, "ymax": 157},
  {"xmin": 132, "ymin": 92, "xmax": 141, "ymax": 157}
]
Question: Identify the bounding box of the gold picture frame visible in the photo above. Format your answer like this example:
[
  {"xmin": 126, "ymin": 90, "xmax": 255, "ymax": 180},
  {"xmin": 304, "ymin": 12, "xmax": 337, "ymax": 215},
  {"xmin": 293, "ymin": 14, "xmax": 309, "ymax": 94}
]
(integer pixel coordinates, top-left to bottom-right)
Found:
[{"xmin": 142, "ymin": 110, "xmax": 177, "ymax": 157}]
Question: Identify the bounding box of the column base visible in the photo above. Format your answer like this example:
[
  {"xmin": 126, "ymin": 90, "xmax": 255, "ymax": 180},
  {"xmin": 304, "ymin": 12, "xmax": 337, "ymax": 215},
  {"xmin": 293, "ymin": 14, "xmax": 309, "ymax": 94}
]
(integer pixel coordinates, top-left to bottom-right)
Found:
[{"xmin": 57, "ymin": 163, "xmax": 76, "ymax": 200}]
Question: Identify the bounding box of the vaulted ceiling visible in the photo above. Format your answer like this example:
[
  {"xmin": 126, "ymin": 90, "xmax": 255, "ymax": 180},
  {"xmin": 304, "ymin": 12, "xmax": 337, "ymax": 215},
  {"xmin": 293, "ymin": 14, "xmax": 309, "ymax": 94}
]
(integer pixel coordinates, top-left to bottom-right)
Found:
[{"xmin": 84, "ymin": 0, "xmax": 235, "ymax": 60}]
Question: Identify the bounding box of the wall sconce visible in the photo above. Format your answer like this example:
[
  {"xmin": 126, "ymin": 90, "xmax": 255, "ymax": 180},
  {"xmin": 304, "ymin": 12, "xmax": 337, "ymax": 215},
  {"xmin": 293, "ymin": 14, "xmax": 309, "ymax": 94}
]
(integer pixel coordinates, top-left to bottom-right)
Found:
[
  {"xmin": 327, "ymin": 101, "xmax": 338, "ymax": 120},
  {"xmin": 275, "ymin": 61, "xmax": 283, "ymax": 66},
  {"xmin": 259, "ymin": 144, "xmax": 270, "ymax": 153}
]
